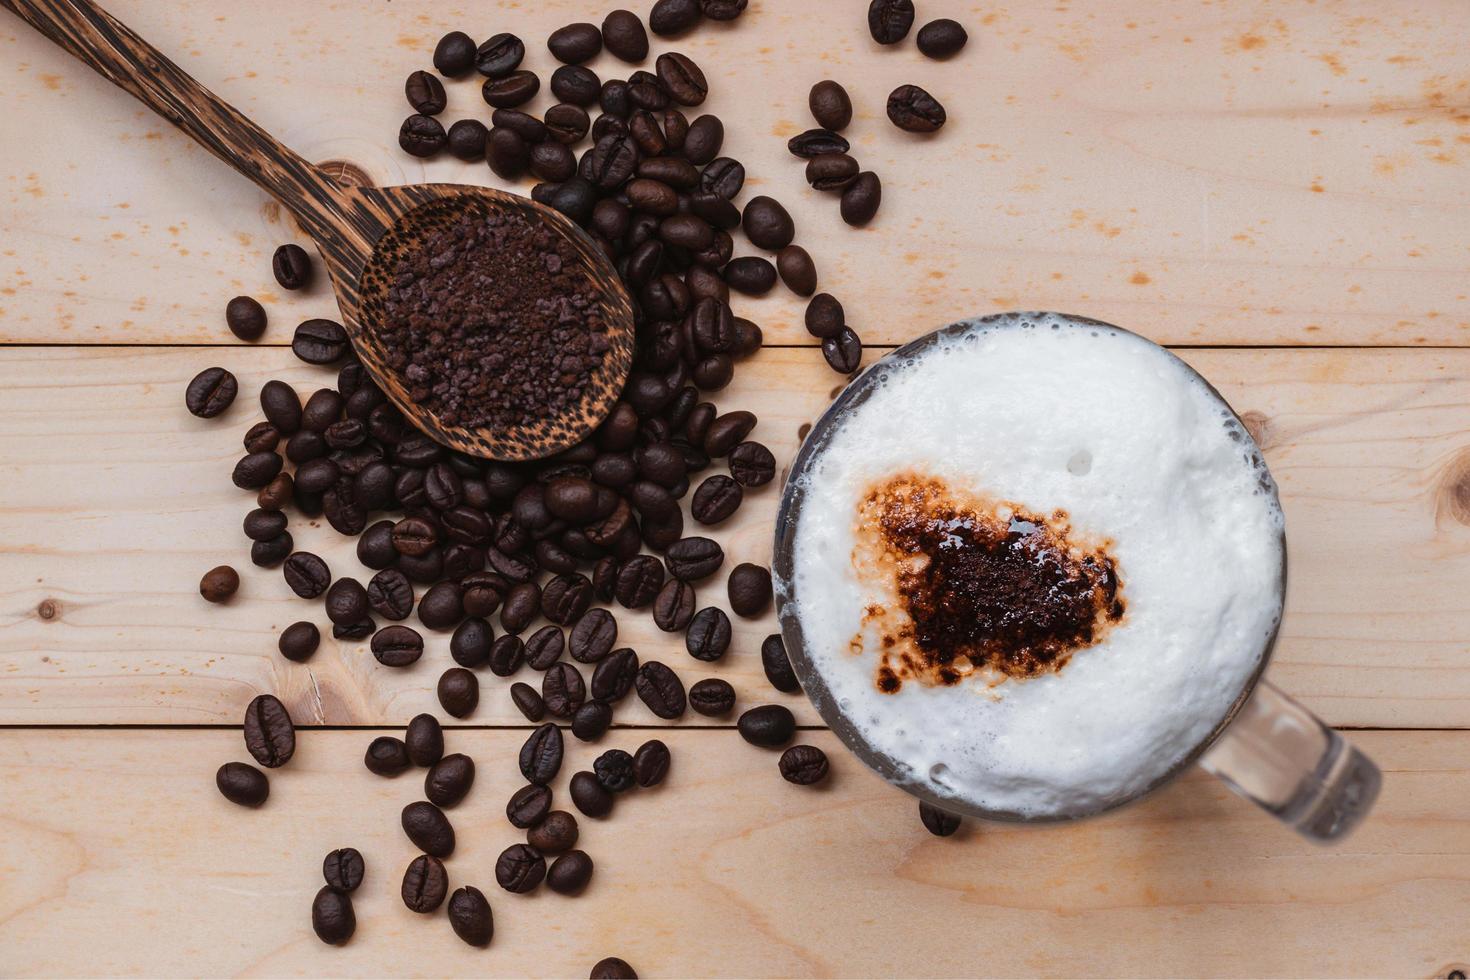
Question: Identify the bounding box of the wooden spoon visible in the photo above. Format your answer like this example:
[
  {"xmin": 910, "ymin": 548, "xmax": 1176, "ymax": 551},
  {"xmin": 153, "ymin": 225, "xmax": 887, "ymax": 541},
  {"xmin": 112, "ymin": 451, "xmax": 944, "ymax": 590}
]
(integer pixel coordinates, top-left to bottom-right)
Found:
[{"xmin": 3, "ymin": 0, "xmax": 636, "ymax": 461}]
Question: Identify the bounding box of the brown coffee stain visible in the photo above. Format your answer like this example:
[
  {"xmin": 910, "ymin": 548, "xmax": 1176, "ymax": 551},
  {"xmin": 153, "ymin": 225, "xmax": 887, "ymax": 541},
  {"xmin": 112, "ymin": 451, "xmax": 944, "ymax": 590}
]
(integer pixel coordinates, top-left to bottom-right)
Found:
[
  {"xmin": 1129, "ymin": 271, "xmax": 1151, "ymax": 286},
  {"xmin": 1227, "ymin": 33, "xmax": 1266, "ymax": 53},
  {"xmin": 770, "ymin": 119, "xmax": 798, "ymax": 138},
  {"xmin": 396, "ymin": 33, "xmax": 426, "ymax": 49},
  {"xmin": 1317, "ymin": 53, "xmax": 1348, "ymax": 77},
  {"xmin": 1310, "ymin": 182, "xmax": 1325, "ymax": 193},
  {"xmin": 38, "ymin": 72, "xmax": 62, "ymax": 91}
]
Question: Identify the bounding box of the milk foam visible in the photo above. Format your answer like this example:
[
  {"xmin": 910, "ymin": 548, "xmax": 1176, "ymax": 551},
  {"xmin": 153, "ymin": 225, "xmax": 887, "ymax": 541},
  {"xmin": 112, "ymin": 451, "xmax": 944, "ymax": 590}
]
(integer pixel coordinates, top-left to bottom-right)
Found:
[{"xmin": 780, "ymin": 314, "xmax": 1284, "ymax": 818}]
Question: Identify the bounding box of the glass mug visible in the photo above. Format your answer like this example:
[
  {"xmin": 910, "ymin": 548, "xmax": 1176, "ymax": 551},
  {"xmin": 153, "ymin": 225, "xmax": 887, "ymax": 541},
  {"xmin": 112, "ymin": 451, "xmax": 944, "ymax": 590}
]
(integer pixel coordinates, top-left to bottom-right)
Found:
[{"xmin": 771, "ymin": 313, "xmax": 1381, "ymax": 843}]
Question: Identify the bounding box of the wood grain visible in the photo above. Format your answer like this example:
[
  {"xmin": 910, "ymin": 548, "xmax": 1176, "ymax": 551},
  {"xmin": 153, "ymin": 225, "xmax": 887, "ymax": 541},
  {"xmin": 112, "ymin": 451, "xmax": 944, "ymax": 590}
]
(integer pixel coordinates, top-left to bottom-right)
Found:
[
  {"xmin": 0, "ymin": 728, "xmax": 1464, "ymax": 979},
  {"xmin": 2, "ymin": 0, "xmax": 1467, "ymax": 348},
  {"xmin": 3, "ymin": 344, "xmax": 1470, "ymax": 728}
]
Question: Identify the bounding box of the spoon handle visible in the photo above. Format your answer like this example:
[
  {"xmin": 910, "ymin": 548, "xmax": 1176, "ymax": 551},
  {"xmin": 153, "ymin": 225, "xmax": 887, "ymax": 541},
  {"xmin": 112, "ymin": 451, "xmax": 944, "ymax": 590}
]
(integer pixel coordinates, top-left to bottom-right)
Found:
[{"xmin": 2, "ymin": 0, "xmax": 353, "ymax": 244}]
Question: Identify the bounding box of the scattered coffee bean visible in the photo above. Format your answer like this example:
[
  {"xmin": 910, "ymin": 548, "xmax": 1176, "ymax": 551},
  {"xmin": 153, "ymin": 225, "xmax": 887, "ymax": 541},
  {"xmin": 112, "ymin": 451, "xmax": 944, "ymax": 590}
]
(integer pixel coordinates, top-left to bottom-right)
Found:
[
  {"xmin": 635, "ymin": 660, "xmax": 687, "ymax": 718},
  {"xmin": 593, "ymin": 748, "xmax": 636, "ymax": 792},
  {"xmin": 691, "ymin": 474, "xmax": 742, "ymax": 524},
  {"xmin": 547, "ymin": 850, "xmax": 594, "ymax": 895},
  {"xmin": 399, "ymin": 113, "xmax": 446, "ymax": 156},
  {"xmin": 406, "ymin": 70, "xmax": 447, "ymax": 114},
  {"xmin": 323, "ymin": 848, "xmax": 365, "ymax": 892},
  {"xmin": 572, "ymin": 699, "xmax": 614, "ymax": 741},
  {"xmin": 779, "ymin": 744, "xmax": 830, "ymax": 785},
  {"xmin": 542, "ymin": 661, "xmax": 587, "ymax": 717},
  {"xmin": 591, "ymin": 648, "xmax": 640, "ymax": 702},
  {"xmin": 656, "ymin": 52, "xmax": 707, "ymax": 106},
  {"xmin": 365, "ymin": 735, "xmax": 412, "ymax": 776},
  {"xmin": 808, "ymin": 79, "xmax": 853, "ymax": 130},
  {"xmin": 499, "ymin": 580, "xmax": 541, "ymax": 634},
  {"xmin": 225, "ymin": 295, "xmax": 266, "ymax": 341},
  {"xmin": 507, "ymin": 783, "xmax": 552, "ymax": 828},
  {"xmin": 448, "ymin": 617, "xmax": 492, "ymax": 668},
  {"xmin": 664, "ymin": 536, "xmax": 724, "ymax": 581},
  {"xmin": 548, "ymin": 22, "xmax": 602, "ymax": 64},
  {"xmin": 919, "ymin": 800, "xmax": 962, "ymax": 837},
  {"xmin": 741, "ymin": 195, "xmax": 795, "ymax": 250},
  {"xmin": 702, "ymin": 0, "xmax": 747, "ymax": 19},
  {"xmin": 325, "ymin": 576, "xmax": 369, "ymax": 625},
  {"xmin": 760, "ymin": 633, "xmax": 801, "ymax": 693},
  {"xmin": 649, "ymin": 0, "xmax": 701, "ymax": 36},
  {"xmin": 368, "ymin": 624, "xmax": 422, "ymax": 667},
  {"xmin": 840, "ymin": 171, "xmax": 882, "ymax": 226},
  {"xmin": 401, "ymin": 800, "xmax": 456, "ymax": 857},
  {"xmin": 425, "ymin": 753, "xmax": 476, "ymax": 808},
  {"xmin": 524, "ymin": 625, "xmax": 565, "ymax": 670},
  {"xmin": 614, "ymin": 554, "xmax": 665, "ymax": 608},
  {"xmin": 271, "ymin": 243, "xmax": 312, "ymax": 290},
  {"xmin": 868, "ymin": 0, "xmax": 915, "ymax": 44},
  {"xmin": 520, "ymin": 722, "xmax": 564, "ymax": 785},
  {"xmin": 570, "ymin": 770, "xmax": 614, "ymax": 817},
  {"xmin": 775, "ymin": 245, "xmax": 818, "ymax": 296},
  {"xmin": 448, "ymin": 885, "xmax": 495, "ymax": 946},
  {"xmin": 727, "ymin": 562, "xmax": 772, "ymax": 617},
  {"xmin": 475, "ymin": 32, "xmax": 525, "ymax": 78},
  {"xmin": 277, "ymin": 621, "xmax": 319, "ymax": 663},
  {"xmin": 402, "ymin": 854, "xmax": 449, "ymax": 912},
  {"xmin": 541, "ymin": 573, "xmax": 593, "ymax": 625},
  {"xmin": 887, "ymin": 83, "xmax": 946, "ymax": 132},
  {"xmin": 482, "ymin": 70, "xmax": 541, "ymax": 108},
  {"xmin": 185, "ymin": 367, "xmax": 237, "ymax": 418},
  {"xmin": 629, "ymin": 739, "xmax": 670, "ymax": 788},
  {"xmin": 243, "ymin": 694, "xmax": 295, "ymax": 768},
  {"xmin": 511, "ymin": 682, "xmax": 546, "ymax": 722},
  {"xmin": 724, "ymin": 255, "xmax": 777, "ymax": 296},
  {"xmin": 232, "ymin": 450, "xmax": 282, "ymax": 490},
  {"xmin": 570, "ymin": 607, "xmax": 618, "ymax": 663},
  {"xmin": 292, "ymin": 318, "xmax": 349, "ymax": 364},
  {"xmin": 917, "ymin": 18, "xmax": 968, "ymax": 58},
  {"xmin": 447, "ymin": 118, "xmax": 489, "ymax": 160},
  {"xmin": 200, "ymin": 565, "xmax": 239, "ymax": 603},
  {"xmin": 685, "ymin": 606, "xmax": 731, "ymax": 661},
  {"xmin": 332, "ymin": 618, "xmax": 375, "ymax": 641},
  {"xmin": 434, "ymin": 30, "xmax": 477, "ymax": 77},
  {"xmin": 495, "ymin": 843, "xmax": 547, "ymax": 893},
  {"xmin": 787, "ymin": 128, "xmax": 849, "ymax": 158},
  {"xmin": 527, "ymin": 810, "xmax": 579, "ymax": 854},
  {"xmin": 602, "ymin": 9, "xmax": 649, "ymax": 61},
  {"xmin": 551, "ymin": 65, "xmax": 601, "ymax": 107},
  {"xmin": 405, "ymin": 712, "xmax": 444, "ymax": 767},
  {"xmin": 689, "ymin": 677, "xmax": 736, "ymax": 716},
  {"xmin": 367, "ymin": 569, "xmax": 415, "ymax": 621},
  {"xmin": 822, "ymin": 326, "xmax": 864, "ymax": 373},
  {"xmin": 806, "ymin": 152, "xmax": 860, "ymax": 192},
  {"xmin": 438, "ymin": 666, "xmax": 479, "ymax": 717},
  {"xmin": 257, "ymin": 472, "xmax": 294, "ymax": 511},
  {"xmin": 729, "ymin": 441, "xmax": 776, "ymax": 487},
  {"xmin": 418, "ymin": 581, "xmax": 465, "ymax": 630},
  {"xmin": 737, "ymin": 703, "xmax": 796, "ymax": 748},
  {"xmin": 215, "ymin": 761, "xmax": 269, "ymax": 807},
  {"xmin": 591, "ymin": 957, "xmax": 638, "ymax": 979},
  {"xmin": 487, "ymin": 126, "xmax": 530, "ymax": 178},
  {"xmin": 312, "ymin": 886, "xmax": 355, "ymax": 945},
  {"xmin": 652, "ymin": 578, "xmax": 696, "ymax": 632}
]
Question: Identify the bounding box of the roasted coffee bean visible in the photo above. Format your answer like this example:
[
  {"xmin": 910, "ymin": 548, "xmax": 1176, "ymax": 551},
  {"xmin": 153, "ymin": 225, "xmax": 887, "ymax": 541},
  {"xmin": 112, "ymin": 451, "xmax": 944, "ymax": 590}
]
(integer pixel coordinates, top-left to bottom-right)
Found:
[
  {"xmin": 527, "ymin": 810, "xmax": 579, "ymax": 854},
  {"xmin": 242, "ymin": 421, "xmax": 279, "ymax": 455},
  {"xmin": 594, "ymin": 749, "xmax": 637, "ymax": 794},
  {"xmin": 215, "ymin": 761, "xmax": 269, "ymax": 807},
  {"xmin": 507, "ymin": 783, "xmax": 552, "ymax": 829},
  {"xmin": 487, "ymin": 126, "xmax": 530, "ymax": 179},
  {"xmin": 482, "ymin": 71, "xmax": 540, "ymax": 109},
  {"xmin": 738, "ymin": 704, "xmax": 796, "ymax": 748},
  {"xmin": 628, "ymin": 739, "xmax": 670, "ymax": 789},
  {"xmin": 475, "ymin": 32, "xmax": 525, "ymax": 78},
  {"xmin": 614, "ymin": 555, "xmax": 665, "ymax": 608},
  {"xmin": 288, "ymin": 458, "xmax": 333, "ymax": 496},
  {"xmin": 723, "ymin": 256, "xmax": 776, "ymax": 296},
  {"xmin": 547, "ymin": 850, "xmax": 594, "ymax": 895},
  {"xmin": 887, "ymin": 83, "xmax": 946, "ymax": 132},
  {"xmin": 365, "ymin": 568, "xmax": 413, "ymax": 621},
  {"xmin": 917, "ymin": 17, "xmax": 968, "ymax": 57},
  {"xmin": 808, "ymin": 79, "xmax": 853, "ymax": 130},
  {"xmin": 741, "ymin": 195, "xmax": 795, "ymax": 250},
  {"xmin": 488, "ymin": 546, "xmax": 537, "ymax": 584},
  {"xmin": 520, "ymin": 722, "xmax": 564, "ymax": 785},
  {"xmin": 569, "ymin": 608, "xmax": 618, "ymax": 663},
  {"xmin": 523, "ymin": 624, "xmax": 564, "ymax": 670},
  {"xmin": 406, "ymin": 70, "xmax": 447, "ymax": 114},
  {"xmin": 591, "ymin": 957, "xmax": 639, "ymax": 979},
  {"xmin": 840, "ymin": 171, "xmax": 883, "ymax": 226},
  {"xmin": 626, "ymin": 70, "xmax": 669, "ymax": 111},
  {"xmin": 365, "ymin": 735, "xmax": 412, "ymax": 776},
  {"xmin": 448, "ymin": 617, "xmax": 492, "ymax": 668},
  {"xmin": 685, "ymin": 606, "xmax": 731, "ymax": 661},
  {"xmin": 251, "ymin": 531, "xmax": 293, "ymax": 568},
  {"xmin": 425, "ymin": 753, "xmax": 476, "ymax": 808},
  {"xmin": 805, "ymin": 152, "xmax": 860, "ymax": 193},
  {"xmin": 495, "ymin": 844, "xmax": 546, "ymax": 893},
  {"xmin": 728, "ymin": 563, "xmax": 773, "ymax": 617},
  {"xmin": 285, "ymin": 429, "xmax": 327, "ymax": 466},
  {"xmin": 371, "ymin": 624, "xmax": 423, "ymax": 667},
  {"xmin": 691, "ymin": 475, "xmax": 743, "ymax": 525},
  {"xmin": 418, "ymin": 581, "xmax": 464, "ymax": 630},
  {"xmin": 635, "ymin": 660, "xmax": 686, "ymax": 718},
  {"xmin": 551, "ymin": 65, "xmax": 601, "ymax": 108},
  {"xmin": 639, "ymin": 155, "xmax": 699, "ymax": 188},
  {"xmin": 199, "ymin": 565, "xmax": 239, "ymax": 603},
  {"xmin": 823, "ymin": 326, "xmax": 864, "ymax": 373},
  {"xmin": 259, "ymin": 383, "xmax": 302, "ymax": 435},
  {"xmin": 271, "ymin": 243, "xmax": 313, "ymax": 290},
  {"xmin": 586, "ymin": 133, "xmax": 639, "ymax": 189},
  {"xmin": 665, "ymin": 536, "xmax": 724, "ymax": 581},
  {"xmin": 599, "ymin": 85, "xmax": 633, "ymax": 124},
  {"xmin": 433, "ymin": 30, "xmax": 477, "ymax": 76},
  {"xmin": 423, "ymin": 463, "xmax": 463, "ymax": 510},
  {"xmin": 542, "ymin": 662, "xmax": 586, "ymax": 718},
  {"xmin": 601, "ymin": 8, "xmax": 648, "ymax": 61},
  {"xmin": 660, "ymin": 213, "xmax": 713, "ymax": 250},
  {"xmin": 402, "ymin": 854, "xmax": 449, "ymax": 913},
  {"xmin": 311, "ymin": 886, "xmax": 355, "ymax": 945},
  {"xmin": 591, "ymin": 452, "xmax": 637, "ymax": 489},
  {"xmin": 700, "ymin": 156, "xmax": 745, "ymax": 198},
  {"xmin": 571, "ymin": 698, "xmax": 613, "ymax": 741},
  {"xmin": 438, "ymin": 667, "xmax": 479, "ymax": 718},
  {"xmin": 258, "ymin": 472, "xmax": 294, "ymax": 512},
  {"xmin": 771, "ymin": 245, "xmax": 818, "ymax": 297},
  {"xmin": 499, "ymin": 581, "xmax": 540, "ymax": 634},
  {"xmin": 590, "ymin": 648, "xmax": 639, "ymax": 702},
  {"xmin": 760, "ymin": 633, "xmax": 801, "ymax": 693},
  {"xmin": 463, "ymin": 571, "xmax": 507, "ymax": 618},
  {"xmin": 868, "ymin": 0, "xmax": 915, "ymax": 43},
  {"xmin": 489, "ymin": 634, "xmax": 526, "ymax": 678},
  {"xmin": 323, "ymin": 576, "xmax": 367, "ymax": 626},
  {"xmin": 292, "ymin": 318, "xmax": 350, "ymax": 364},
  {"xmin": 689, "ymin": 677, "xmax": 736, "ymax": 716},
  {"xmin": 510, "ymin": 681, "xmax": 545, "ymax": 722},
  {"xmin": 626, "ymin": 176, "xmax": 677, "ymax": 214},
  {"xmin": 649, "ymin": 0, "xmax": 701, "ymax": 35},
  {"xmin": 224, "ymin": 295, "xmax": 266, "ymax": 342},
  {"xmin": 656, "ymin": 52, "xmax": 707, "ymax": 106},
  {"xmin": 447, "ymin": 118, "xmax": 489, "ymax": 161},
  {"xmin": 651, "ymin": 579, "xmax": 695, "ymax": 633},
  {"xmin": 701, "ymin": 0, "xmax": 746, "ymax": 19},
  {"xmin": 639, "ymin": 444, "xmax": 685, "ymax": 486},
  {"xmin": 804, "ymin": 292, "xmax": 845, "ymax": 339},
  {"xmin": 491, "ymin": 107, "xmax": 547, "ymax": 143},
  {"xmin": 399, "ymin": 113, "xmax": 446, "ymax": 156},
  {"xmin": 405, "ymin": 713, "xmax": 444, "ymax": 767},
  {"xmin": 402, "ymin": 800, "xmax": 456, "ymax": 857},
  {"xmin": 243, "ymin": 694, "xmax": 295, "ymax": 768},
  {"xmin": 787, "ymin": 127, "xmax": 849, "ymax": 159},
  {"xmin": 682, "ymin": 113, "xmax": 723, "ymax": 165},
  {"xmin": 276, "ymin": 621, "xmax": 319, "ymax": 663},
  {"xmin": 448, "ymin": 886, "xmax": 494, "ymax": 947},
  {"xmin": 563, "ymin": 772, "xmax": 610, "ymax": 821},
  {"xmin": 548, "ymin": 22, "xmax": 602, "ymax": 64},
  {"xmin": 629, "ymin": 480, "xmax": 677, "ymax": 520},
  {"xmin": 323, "ymin": 848, "xmax": 365, "ymax": 892},
  {"xmin": 780, "ymin": 745, "xmax": 830, "ymax": 785},
  {"xmin": 591, "ymin": 558, "xmax": 617, "ymax": 602},
  {"xmin": 919, "ymin": 800, "xmax": 962, "ymax": 837},
  {"xmin": 545, "ymin": 476, "xmax": 599, "ymax": 522},
  {"xmin": 333, "ymin": 618, "xmax": 375, "ymax": 641}
]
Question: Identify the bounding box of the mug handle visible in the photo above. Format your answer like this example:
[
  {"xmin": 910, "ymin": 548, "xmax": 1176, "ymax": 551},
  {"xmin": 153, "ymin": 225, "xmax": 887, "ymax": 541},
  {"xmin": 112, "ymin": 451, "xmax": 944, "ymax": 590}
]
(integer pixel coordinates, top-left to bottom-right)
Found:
[{"xmin": 1199, "ymin": 679, "xmax": 1381, "ymax": 842}]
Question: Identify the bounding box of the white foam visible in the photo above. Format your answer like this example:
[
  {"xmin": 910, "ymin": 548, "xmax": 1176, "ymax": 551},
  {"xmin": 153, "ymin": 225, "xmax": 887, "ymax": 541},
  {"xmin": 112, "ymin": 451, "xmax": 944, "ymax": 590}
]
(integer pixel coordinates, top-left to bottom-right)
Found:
[{"xmin": 780, "ymin": 315, "xmax": 1284, "ymax": 818}]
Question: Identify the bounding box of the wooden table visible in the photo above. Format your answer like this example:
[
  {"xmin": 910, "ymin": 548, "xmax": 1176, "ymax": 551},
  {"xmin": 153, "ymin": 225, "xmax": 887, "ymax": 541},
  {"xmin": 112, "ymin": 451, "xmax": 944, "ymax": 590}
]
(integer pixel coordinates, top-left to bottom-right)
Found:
[{"xmin": 1, "ymin": 1, "xmax": 1467, "ymax": 976}]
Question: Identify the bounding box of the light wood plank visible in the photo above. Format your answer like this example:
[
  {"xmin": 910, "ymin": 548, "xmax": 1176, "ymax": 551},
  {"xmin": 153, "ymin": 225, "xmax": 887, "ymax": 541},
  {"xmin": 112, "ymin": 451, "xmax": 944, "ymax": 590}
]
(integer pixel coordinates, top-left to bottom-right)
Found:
[
  {"xmin": 2, "ymin": 1, "xmax": 1468, "ymax": 348},
  {"xmin": 0, "ymin": 728, "xmax": 1464, "ymax": 978},
  {"xmin": 3, "ymin": 345, "xmax": 1470, "ymax": 728}
]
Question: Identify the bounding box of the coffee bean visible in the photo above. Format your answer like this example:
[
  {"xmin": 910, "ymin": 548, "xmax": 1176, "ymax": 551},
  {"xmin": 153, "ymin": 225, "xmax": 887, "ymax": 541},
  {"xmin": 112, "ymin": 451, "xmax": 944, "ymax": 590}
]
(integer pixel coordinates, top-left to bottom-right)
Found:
[
  {"xmin": 548, "ymin": 22, "xmax": 602, "ymax": 64},
  {"xmin": 242, "ymin": 421, "xmax": 279, "ymax": 455},
  {"xmin": 689, "ymin": 677, "xmax": 736, "ymax": 716},
  {"xmin": 257, "ymin": 472, "xmax": 294, "ymax": 511},
  {"xmin": 482, "ymin": 71, "xmax": 540, "ymax": 109},
  {"xmin": 919, "ymin": 800, "xmax": 962, "ymax": 837},
  {"xmin": 652, "ymin": 579, "xmax": 695, "ymax": 632},
  {"xmin": 448, "ymin": 886, "xmax": 495, "ymax": 946},
  {"xmin": 475, "ymin": 32, "xmax": 525, "ymax": 78},
  {"xmin": 292, "ymin": 318, "xmax": 350, "ymax": 364},
  {"xmin": 569, "ymin": 608, "xmax": 618, "ymax": 663},
  {"xmin": 593, "ymin": 748, "xmax": 636, "ymax": 792},
  {"xmin": 551, "ymin": 65, "xmax": 601, "ymax": 108},
  {"xmin": 199, "ymin": 565, "xmax": 239, "ymax": 603},
  {"xmin": 447, "ymin": 617, "xmax": 491, "ymax": 668},
  {"xmin": 787, "ymin": 128, "xmax": 850, "ymax": 158},
  {"xmin": 547, "ymin": 850, "xmax": 594, "ymax": 895},
  {"xmin": 243, "ymin": 694, "xmax": 295, "ymax": 768},
  {"xmin": 602, "ymin": 9, "xmax": 648, "ymax": 61},
  {"xmin": 542, "ymin": 662, "xmax": 586, "ymax": 717},
  {"xmin": 841, "ymin": 171, "xmax": 883, "ymax": 226},
  {"xmin": 570, "ymin": 770, "xmax": 614, "ymax": 817},
  {"xmin": 323, "ymin": 847, "xmax": 365, "ymax": 892},
  {"xmin": 418, "ymin": 581, "xmax": 464, "ymax": 630},
  {"xmin": 701, "ymin": 157, "xmax": 745, "ymax": 198},
  {"xmin": 591, "ymin": 957, "xmax": 639, "ymax": 979},
  {"xmin": 756, "ymin": 635, "xmax": 800, "ymax": 695},
  {"xmin": 293, "ymin": 456, "xmax": 337, "ymax": 494},
  {"xmin": 572, "ymin": 699, "xmax": 613, "ymax": 742},
  {"xmin": 702, "ymin": 0, "xmax": 747, "ymax": 19},
  {"xmin": 823, "ymin": 327, "xmax": 864, "ymax": 373},
  {"xmin": 527, "ymin": 810, "xmax": 579, "ymax": 854},
  {"xmin": 681, "ymin": 113, "xmax": 723, "ymax": 165},
  {"xmin": 406, "ymin": 70, "xmax": 447, "ymax": 114},
  {"xmin": 274, "ymin": 621, "xmax": 319, "ymax": 663},
  {"xmin": 365, "ymin": 735, "xmax": 412, "ymax": 776},
  {"xmin": 463, "ymin": 571, "xmax": 507, "ymax": 618},
  {"xmin": 635, "ymin": 660, "xmax": 687, "ymax": 719},
  {"xmin": 425, "ymin": 753, "xmax": 476, "ymax": 808},
  {"xmin": 402, "ymin": 800, "xmax": 456, "ymax": 857},
  {"xmin": 497, "ymin": 581, "xmax": 539, "ymax": 635},
  {"xmin": 738, "ymin": 704, "xmax": 796, "ymax": 748},
  {"xmin": 544, "ymin": 103, "xmax": 591, "ymax": 144},
  {"xmin": 487, "ymin": 126, "xmax": 530, "ymax": 178},
  {"xmin": 185, "ymin": 367, "xmax": 237, "ymax": 419},
  {"xmin": 511, "ymin": 682, "xmax": 546, "ymax": 722},
  {"xmin": 685, "ymin": 606, "xmax": 731, "ymax": 661},
  {"xmin": 495, "ymin": 844, "xmax": 546, "ymax": 893},
  {"xmin": 250, "ymin": 531, "xmax": 293, "ymax": 567},
  {"xmin": 780, "ymin": 744, "xmax": 830, "ymax": 785},
  {"xmin": 312, "ymin": 886, "xmax": 355, "ymax": 945},
  {"xmin": 728, "ymin": 563, "xmax": 773, "ymax": 617},
  {"xmin": 332, "ymin": 618, "xmax": 375, "ymax": 641},
  {"xmin": 399, "ymin": 113, "xmax": 446, "ymax": 156},
  {"xmin": 507, "ymin": 783, "xmax": 552, "ymax": 829},
  {"xmin": 491, "ymin": 107, "xmax": 548, "ymax": 143},
  {"xmin": 520, "ymin": 722, "xmax": 564, "ymax": 785},
  {"xmin": 367, "ymin": 569, "xmax": 414, "ymax": 621},
  {"xmin": 916, "ymin": 17, "xmax": 968, "ymax": 57},
  {"xmin": 805, "ymin": 152, "xmax": 860, "ymax": 192},
  {"xmin": 649, "ymin": 0, "xmax": 701, "ymax": 36},
  {"xmin": 656, "ymin": 52, "xmax": 707, "ymax": 106},
  {"xmin": 524, "ymin": 624, "xmax": 565, "ymax": 670},
  {"xmin": 723, "ymin": 255, "xmax": 776, "ymax": 296},
  {"xmin": 402, "ymin": 854, "xmax": 449, "ymax": 913},
  {"xmin": 271, "ymin": 243, "xmax": 313, "ymax": 290},
  {"xmin": 741, "ymin": 195, "xmax": 795, "ymax": 250},
  {"xmin": 660, "ymin": 213, "xmax": 713, "ymax": 249},
  {"xmin": 691, "ymin": 475, "xmax": 742, "ymax": 524},
  {"xmin": 613, "ymin": 555, "xmax": 664, "ymax": 608},
  {"xmin": 539, "ymin": 573, "xmax": 592, "ymax": 626},
  {"xmin": 438, "ymin": 667, "xmax": 479, "ymax": 718},
  {"xmin": 215, "ymin": 761, "xmax": 269, "ymax": 807},
  {"xmin": 808, "ymin": 79, "xmax": 853, "ymax": 131},
  {"xmin": 423, "ymin": 463, "xmax": 463, "ymax": 510},
  {"xmin": 225, "ymin": 295, "xmax": 267, "ymax": 341},
  {"xmin": 591, "ymin": 648, "xmax": 640, "ymax": 702},
  {"xmin": 405, "ymin": 713, "xmax": 444, "ymax": 767},
  {"xmin": 434, "ymin": 30, "xmax": 477, "ymax": 77},
  {"xmin": 665, "ymin": 536, "xmax": 724, "ymax": 581},
  {"xmin": 887, "ymin": 83, "xmax": 946, "ymax": 132},
  {"xmin": 371, "ymin": 624, "xmax": 424, "ymax": 667},
  {"xmin": 391, "ymin": 516, "xmax": 436, "ymax": 557},
  {"xmin": 446, "ymin": 118, "xmax": 489, "ymax": 161},
  {"xmin": 868, "ymin": 0, "xmax": 915, "ymax": 43},
  {"xmin": 325, "ymin": 576, "xmax": 368, "ymax": 625}
]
